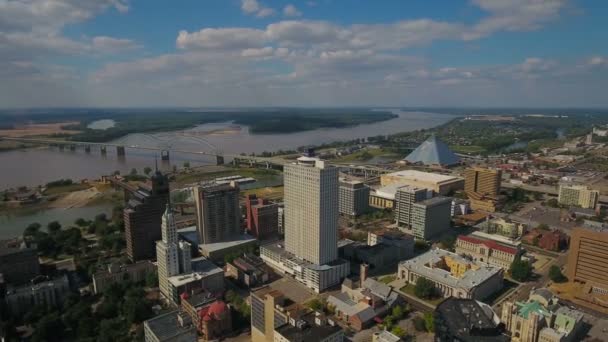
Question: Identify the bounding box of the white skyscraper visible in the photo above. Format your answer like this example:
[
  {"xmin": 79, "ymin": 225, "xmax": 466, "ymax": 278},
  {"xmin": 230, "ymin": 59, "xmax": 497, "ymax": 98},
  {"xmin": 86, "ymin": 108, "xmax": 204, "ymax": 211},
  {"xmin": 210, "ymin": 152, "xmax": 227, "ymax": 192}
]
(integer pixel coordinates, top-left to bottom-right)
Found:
[
  {"xmin": 284, "ymin": 156, "xmax": 339, "ymax": 265},
  {"xmin": 156, "ymin": 204, "xmax": 180, "ymax": 301}
]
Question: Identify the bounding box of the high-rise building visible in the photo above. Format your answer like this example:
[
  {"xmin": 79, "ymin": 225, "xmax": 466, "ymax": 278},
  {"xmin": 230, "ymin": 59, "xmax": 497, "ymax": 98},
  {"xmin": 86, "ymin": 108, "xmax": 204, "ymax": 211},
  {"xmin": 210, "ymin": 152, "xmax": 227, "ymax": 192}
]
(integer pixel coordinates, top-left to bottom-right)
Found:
[
  {"xmin": 395, "ymin": 185, "xmax": 428, "ymax": 229},
  {"xmin": 193, "ymin": 182, "xmax": 241, "ymax": 245},
  {"xmin": 284, "ymin": 156, "xmax": 339, "ymax": 265},
  {"xmin": 464, "ymin": 167, "xmax": 502, "ymax": 197},
  {"xmin": 245, "ymin": 194, "xmax": 279, "ymax": 239},
  {"xmin": 411, "ymin": 196, "xmax": 452, "ymax": 240},
  {"xmin": 124, "ymin": 168, "xmax": 170, "ymax": 261},
  {"xmin": 558, "ymin": 184, "xmax": 599, "ymax": 209},
  {"xmin": 338, "ymin": 179, "xmax": 370, "ymax": 217},
  {"xmin": 156, "ymin": 205, "xmax": 180, "ymax": 301},
  {"xmin": 566, "ymin": 226, "xmax": 608, "ymax": 291},
  {"xmin": 277, "ymin": 205, "xmax": 285, "ymax": 235}
]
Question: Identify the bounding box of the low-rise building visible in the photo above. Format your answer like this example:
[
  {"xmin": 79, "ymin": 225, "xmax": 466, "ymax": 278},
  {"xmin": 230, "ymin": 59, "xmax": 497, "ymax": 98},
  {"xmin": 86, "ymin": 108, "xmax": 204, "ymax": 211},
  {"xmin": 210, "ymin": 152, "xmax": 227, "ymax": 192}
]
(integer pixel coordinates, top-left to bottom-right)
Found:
[
  {"xmin": 197, "ymin": 234, "xmax": 257, "ymax": 262},
  {"xmin": 5, "ymin": 275, "xmax": 70, "ymax": 316},
  {"xmin": 260, "ymin": 242, "xmax": 349, "ymax": 293},
  {"xmin": 451, "ymin": 198, "xmax": 470, "ymax": 217},
  {"xmin": 369, "ymin": 185, "xmax": 398, "ymax": 209},
  {"xmin": 434, "ymin": 297, "xmax": 509, "ymax": 341},
  {"xmin": 167, "ymin": 257, "xmax": 224, "ymax": 304},
  {"xmin": 372, "ymin": 331, "xmax": 402, "ymax": 342},
  {"xmin": 381, "ymin": 170, "xmax": 464, "ymax": 196},
  {"xmin": 476, "ymin": 217, "xmax": 527, "ymax": 239},
  {"xmin": 92, "ymin": 261, "xmax": 156, "ymax": 294},
  {"xmin": 251, "ymin": 287, "xmax": 307, "ymax": 342},
  {"xmin": 398, "ymin": 249, "xmax": 503, "ymax": 300},
  {"xmin": 225, "ymin": 254, "xmax": 270, "ymax": 288},
  {"xmin": 274, "ymin": 312, "xmax": 344, "ymax": 342},
  {"xmin": 455, "ymin": 235, "xmax": 521, "ymax": 269},
  {"xmin": 196, "ymin": 300, "xmax": 232, "ymax": 341},
  {"xmin": 339, "ymin": 232, "xmax": 414, "ymax": 272},
  {"xmin": 144, "ymin": 310, "xmax": 197, "ymax": 342}
]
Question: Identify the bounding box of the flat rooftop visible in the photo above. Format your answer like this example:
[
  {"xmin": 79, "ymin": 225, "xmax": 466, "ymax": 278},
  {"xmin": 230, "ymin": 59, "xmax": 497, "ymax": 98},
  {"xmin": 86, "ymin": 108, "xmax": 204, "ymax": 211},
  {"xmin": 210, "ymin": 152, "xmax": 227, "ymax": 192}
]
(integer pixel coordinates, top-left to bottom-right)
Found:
[
  {"xmin": 168, "ymin": 257, "xmax": 223, "ymax": 287},
  {"xmin": 384, "ymin": 170, "xmax": 463, "ymax": 184},
  {"xmin": 399, "ymin": 248, "xmax": 502, "ymax": 290},
  {"xmin": 198, "ymin": 234, "xmax": 256, "ymax": 253},
  {"xmin": 275, "ymin": 313, "xmax": 342, "ymax": 342},
  {"xmin": 144, "ymin": 311, "xmax": 194, "ymax": 341}
]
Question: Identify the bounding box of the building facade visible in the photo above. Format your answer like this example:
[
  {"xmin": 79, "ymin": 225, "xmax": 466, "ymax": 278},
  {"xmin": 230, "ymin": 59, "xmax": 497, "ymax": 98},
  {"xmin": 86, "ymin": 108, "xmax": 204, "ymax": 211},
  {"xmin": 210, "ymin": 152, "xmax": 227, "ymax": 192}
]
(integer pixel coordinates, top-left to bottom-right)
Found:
[
  {"xmin": 566, "ymin": 226, "xmax": 608, "ymax": 291},
  {"xmin": 338, "ymin": 179, "xmax": 370, "ymax": 217},
  {"xmin": 143, "ymin": 310, "xmax": 197, "ymax": 342},
  {"xmin": 398, "ymin": 249, "xmax": 503, "ymax": 300},
  {"xmin": 156, "ymin": 205, "xmax": 181, "ymax": 301},
  {"xmin": 465, "ymin": 167, "xmax": 502, "ymax": 197},
  {"xmin": 411, "ymin": 197, "xmax": 452, "ymax": 240},
  {"xmin": 245, "ymin": 194, "xmax": 279, "ymax": 239},
  {"xmin": 5, "ymin": 275, "xmax": 70, "ymax": 316},
  {"xmin": 92, "ymin": 261, "xmax": 156, "ymax": 294},
  {"xmin": 394, "ymin": 186, "xmax": 428, "ymax": 229},
  {"xmin": 124, "ymin": 169, "xmax": 170, "ymax": 261},
  {"xmin": 558, "ymin": 184, "xmax": 599, "ymax": 209},
  {"xmin": 455, "ymin": 235, "xmax": 520, "ymax": 269},
  {"xmin": 194, "ymin": 182, "xmax": 241, "ymax": 245},
  {"xmin": 380, "ymin": 170, "xmax": 464, "ymax": 195},
  {"xmin": 0, "ymin": 240, "xmax": 40, "ymax": 285},
  {"xmin": 284, "ymin": 156, "xmax": 339, "ymax": 266}
]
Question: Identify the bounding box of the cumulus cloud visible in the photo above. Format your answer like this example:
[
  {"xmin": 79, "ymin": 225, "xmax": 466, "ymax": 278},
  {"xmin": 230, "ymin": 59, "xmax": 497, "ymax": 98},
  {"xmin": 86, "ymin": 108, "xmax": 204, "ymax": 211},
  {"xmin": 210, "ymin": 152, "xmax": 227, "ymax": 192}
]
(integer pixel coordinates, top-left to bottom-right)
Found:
[
  {"xmin": 92, "ymin": 36, "xmax": 141, "ymax": 53},
  {"xmin": 176, "ymin": 28, "xmax": 268, "ymax": 50},
  {"xmin": 241, "ymin": 0, "xmax": 275, "ymax": 18},
  {"xmin": 283, "ymin": 4, "xmax": 302, "ymax": 17}
]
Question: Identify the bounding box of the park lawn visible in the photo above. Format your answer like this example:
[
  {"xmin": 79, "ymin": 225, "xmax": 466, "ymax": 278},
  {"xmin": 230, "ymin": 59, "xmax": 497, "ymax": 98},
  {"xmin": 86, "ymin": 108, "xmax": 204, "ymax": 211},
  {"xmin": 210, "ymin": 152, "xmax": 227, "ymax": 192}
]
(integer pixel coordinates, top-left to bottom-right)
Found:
[
  {"xmin": 175, "ymin": 167, "xmax": 280, "ymax": 186},
  {"xmin": 378, "ymin": 275, "xmax": 396, "ymax": 284},
  {"xmin": 242, "ymin": 186, "xmax": 284, "ymax": 201},
  {"xmin": 399, "ymin": 284, "xmax": 444, "ymax": 306},
  {"xmin": 43, "ymin": 183, "xmax": 91, "ymax": 196},
  {"xmin": 450, "ymin": 145, "xmax": 486, "ymax": 154}
]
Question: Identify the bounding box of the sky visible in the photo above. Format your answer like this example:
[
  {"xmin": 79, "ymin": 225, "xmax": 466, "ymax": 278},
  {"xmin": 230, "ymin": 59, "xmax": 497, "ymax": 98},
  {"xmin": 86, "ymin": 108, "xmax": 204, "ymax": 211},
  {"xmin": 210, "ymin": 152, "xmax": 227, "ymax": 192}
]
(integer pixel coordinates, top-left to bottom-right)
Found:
[{"xmin": 1, "ymin": 0, "xmax": 608, "ymax": 108}]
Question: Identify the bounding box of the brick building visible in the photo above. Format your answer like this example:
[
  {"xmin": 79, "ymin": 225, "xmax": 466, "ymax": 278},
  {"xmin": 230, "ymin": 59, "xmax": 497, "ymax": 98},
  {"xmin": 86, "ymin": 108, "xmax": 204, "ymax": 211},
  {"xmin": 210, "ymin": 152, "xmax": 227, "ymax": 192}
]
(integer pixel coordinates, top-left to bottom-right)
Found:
[{"xmin": 245, "ymin": 194, "xmax": 279, "ymax": 239}]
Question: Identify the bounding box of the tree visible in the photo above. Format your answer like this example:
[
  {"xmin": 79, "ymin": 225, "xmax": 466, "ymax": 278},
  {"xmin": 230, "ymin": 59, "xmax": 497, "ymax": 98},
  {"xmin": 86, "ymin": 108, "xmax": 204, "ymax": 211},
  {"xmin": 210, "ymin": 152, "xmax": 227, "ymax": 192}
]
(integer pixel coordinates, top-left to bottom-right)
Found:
[
  {"xmin": 440, "ymin": 235, "xmax": 456, "ymax": 251},
  {"xmin": 414, "ymin": 277, "xmax": 435, "ymax": 299},
  {"xmin": 47, "ymin": 221, "xmax": 62, "ymax": 234},
  {"xmin": 423, "ymin": 312, "xmax": 435, "ymax": 332},
  {"xmin": 536, "ymin": 223, "xmax": 550, "ymax": 231},
  {"xmin": 145, "ymin": 271, "xmax": 158, "ymax": 288},
  {"xmin": 130, "ymin": 168, "xmax": 138, "ymax": 176},
  {"xmin": 24, "ymin": 222, "xmax": 41, "ymax": 237},
  {"xmin": 392, "ymin": 305, "xmax": 404, "ymax": 320},
  {"xmin": 391, "ymin": 326, "xmax": 407, "ymax": 338},
  {"xmin": 32, "ymin": 312, "xmax": 65, "ymax": 342},
  {"xmin": 183, "ymin": 161, "xmax": 190, "ymax": 168},
  {"xmin": 549, "ymin": 265, "xmax": 567, "ymax": 283},
  {"xmin": 307, "ymin": 298, "xmax": 325, "ymax": 311},
  {"xmin": 510, "ymin": 257, "xmax": 532, "ymax": 282},
  {"xmin": 546, "ymin": 198, "xmax": 559, "ymax": 208},
  {"xmin": 143, "ymin": 166, "xmax": 152, "ymax": 175},
  {"xmin": 75, "ymin": 218, "xmax": 88, "ymax": 227}
]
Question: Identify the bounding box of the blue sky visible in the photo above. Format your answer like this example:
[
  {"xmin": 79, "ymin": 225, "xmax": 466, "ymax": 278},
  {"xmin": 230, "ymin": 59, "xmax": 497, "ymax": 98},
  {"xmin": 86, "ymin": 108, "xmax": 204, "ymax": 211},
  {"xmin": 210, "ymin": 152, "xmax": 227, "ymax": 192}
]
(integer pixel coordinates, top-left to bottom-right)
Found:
[{"xmin": 1, "ymin": 0, "xmax": 607, "ymax": 107}]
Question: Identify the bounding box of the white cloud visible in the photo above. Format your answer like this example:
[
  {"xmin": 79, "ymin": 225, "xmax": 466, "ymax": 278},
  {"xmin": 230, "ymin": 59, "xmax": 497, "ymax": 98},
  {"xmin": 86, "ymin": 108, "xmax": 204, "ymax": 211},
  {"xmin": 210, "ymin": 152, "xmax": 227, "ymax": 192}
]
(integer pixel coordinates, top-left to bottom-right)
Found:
[
  {"xmin": 176, "ymin": 28, "xmax": 268, "ymax": 50},
  {"xmin": 241, "ymin": 0, "xmax": 275, "ymax": 18},
  {"xmin": 241, "ymin": 46, "xmax": 274, "ymax": 58},
  {"xmin": 283, "ymin": 4, "xmax": 302, "ymax": 17},
  {"xmin": 92, "ymin": 36, "xmax": 140, "ymax": 53}
]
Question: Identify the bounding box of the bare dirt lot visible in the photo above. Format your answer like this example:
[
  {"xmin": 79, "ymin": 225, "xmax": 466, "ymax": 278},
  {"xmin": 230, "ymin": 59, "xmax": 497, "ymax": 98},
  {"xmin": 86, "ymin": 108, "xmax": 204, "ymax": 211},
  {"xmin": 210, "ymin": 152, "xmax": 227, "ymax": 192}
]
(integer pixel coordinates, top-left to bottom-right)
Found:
[{"xmin": 0, "ymin": 121, "xmax": 80, "ymax": 137}]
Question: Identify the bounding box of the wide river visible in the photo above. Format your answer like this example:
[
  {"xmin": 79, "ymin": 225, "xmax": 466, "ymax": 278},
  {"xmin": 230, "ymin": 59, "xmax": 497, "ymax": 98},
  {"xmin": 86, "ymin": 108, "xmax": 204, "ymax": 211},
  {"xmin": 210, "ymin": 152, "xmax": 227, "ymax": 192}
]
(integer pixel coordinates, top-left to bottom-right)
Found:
[{"xmin": 0, "ymin": 110, "xmax": 453, "ymax": 190}]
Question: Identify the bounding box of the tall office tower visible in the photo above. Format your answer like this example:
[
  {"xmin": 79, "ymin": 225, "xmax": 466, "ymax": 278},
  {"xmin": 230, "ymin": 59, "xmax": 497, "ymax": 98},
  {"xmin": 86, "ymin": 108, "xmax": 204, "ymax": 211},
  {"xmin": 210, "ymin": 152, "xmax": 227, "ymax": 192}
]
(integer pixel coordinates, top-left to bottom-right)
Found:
[
  {"xmin": 339, "ymin": 179, "xmax": 370, "ymax": 217},
  {"xmin": 567, "ymin": 226, "xmax": 608, "ymax": 291},
  {"xmin": 245, "ymin": 194, "xmax": 279, "ymax": 239},
  {"xmin": 395, "ymin": 185, "xmax": 428, "ymax": 229},
  {"xmin": 156, "ymin": 205, "xmax": 180, "ymax": 301},
  {"xmin": 178, "ymin": 241, "xmax": 192, "ymax": 274},
  {"xmin": 464, "ymin": 167, "xmax": 502, "ymax": 197},
  {"xmin": 284, "ymin": 156, "xmax": 339, "ymax": 265},
  {"xmin": 412, "ymin": 196, "xmax": 452, "ymax": 240},
  {"xmin": 277, "ymin": 205, "xmax": 285, "ymax": 235},
  {"xmin": 124, "ymin": 168, "xmax": 170, "ymax": 261},
  {"xmin": 558, "ymin": 184, "xmax": 599, "ymax": 209},
  {"xmin": 194, "ymin": 182, "xmax": 241, "ymax": 245}
]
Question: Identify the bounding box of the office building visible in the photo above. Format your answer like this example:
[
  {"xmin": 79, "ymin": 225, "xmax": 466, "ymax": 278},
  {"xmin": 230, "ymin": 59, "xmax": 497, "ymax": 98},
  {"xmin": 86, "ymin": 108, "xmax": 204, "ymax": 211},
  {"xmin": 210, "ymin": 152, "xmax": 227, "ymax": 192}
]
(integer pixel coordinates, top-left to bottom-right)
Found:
[
  {"xmin": 411, "ymin": 197, "xmax": 452, "ymax": 240},
  {"xmin": 193, "ymin": 182, "xmax": 241, "ymax": 245},
  {"xmin": 566, "ymin": 226, "xmax": 608, "ymax": 291},
  {"xmin": 124, "ymin": 168, "xmax": 170, "ymax": 261},
  {"xmin": 465, "ymin": 167, "xmax": 502, "ymax": 197},
  {"xmin": 226, "ymin": 254, "xmax": 269, "ymax": 288},
  {"xmin": 284, "ymin": 156, "xmax": 339, "ymax": 265},
  {"xmin": 92, "ymin": 261, "xmax": 156, "ymax": 294},
  {"xmin": 558, "ymin": 184, "xmax": 599, "ymax": 209},
  {"xmin": 277, "ymin": 205, "xmax": 285, "ymax": 235},
  {"xmin": 395, "ymin": 185, "xmax": 428, "ymax": 229},
  {"xmin": 369, "ymin": 185, "xmax": 398, "ymax": 209},
  {"xmin": 339, "ymin": 179, "xmax": 370, "ymax": 217},
  {"xmin": 251, "ymin": 287, "xmax": 302, "ymax": 342},
  {"xmin": 476, "ymin": 217, "xmax": 527, "ymax": 239},
  {"xmin": 5, "ymin": 275, "xmax": 70, "ymax": 316},
  {"xmin": 143, "ymin": 310, "xmax": 197, "ymax": 342},
  {"xmin": 0, "ymin": 239, "xmax": 40, "ymax": 285},
  {"xmin": 245, "ymin": 194, "xmax": 279, "ymax": 239},
  {"xmin": 398, "ymin": 249, "xmax": 503, "ymax": 300},
  {"xmin": 156, "ymin": 205, "xmax": 180, "ymax": 301},
  {"xmin": 402, "ymin": 135, "xmax": 460, "ymax": 167},
  {"xmin": 380, "ymin": 170, "xmax": 464, "ymax": 195},
  {"xmin": 455, "ymin": 235, "xmax": 521, "ymax": 269},
  {"xmin": 434, "ymin": 297, "xmax": 509, "ymax": 341}
]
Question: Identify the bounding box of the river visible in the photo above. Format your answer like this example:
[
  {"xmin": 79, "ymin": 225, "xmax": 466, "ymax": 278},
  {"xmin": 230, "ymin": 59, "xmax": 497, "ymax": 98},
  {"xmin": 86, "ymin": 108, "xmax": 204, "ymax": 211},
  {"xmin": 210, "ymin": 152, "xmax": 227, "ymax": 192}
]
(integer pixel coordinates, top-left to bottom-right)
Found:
[{"xmin": 0, "ymin": 110, "xmax": 453, "ymax": 190}]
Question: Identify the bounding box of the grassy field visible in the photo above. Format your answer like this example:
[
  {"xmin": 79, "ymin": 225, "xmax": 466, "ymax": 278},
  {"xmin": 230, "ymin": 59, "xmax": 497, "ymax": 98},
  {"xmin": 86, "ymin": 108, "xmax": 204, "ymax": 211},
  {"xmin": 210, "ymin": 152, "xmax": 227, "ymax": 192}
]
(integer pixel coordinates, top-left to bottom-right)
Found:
[
  {"xmin": 378, "ymin": 275, "xmax": 396, "ymax": 284},
  {"xmin": 241, "ymin": 186, "xmax": 284, "ymax": 201},
  {"xmin": 174, "ymin": 167, "xmax": 281, "ymax": 187},
  {"xmin": 450, "ymin": 145, "xmax": 486, "ymax": 154},
  {"xmin": 399, "ymin": 284, "xmax": 444, "ymax": 306},
  {"xmin": 43, "ymin": 183, "xmax": 91, "ymax": 196}
]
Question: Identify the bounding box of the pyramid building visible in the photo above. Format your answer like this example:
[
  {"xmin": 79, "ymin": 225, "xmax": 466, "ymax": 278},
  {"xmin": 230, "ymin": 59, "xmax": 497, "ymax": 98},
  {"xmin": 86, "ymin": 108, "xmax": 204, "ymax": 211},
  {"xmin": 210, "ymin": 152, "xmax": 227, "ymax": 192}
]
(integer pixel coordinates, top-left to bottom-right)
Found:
[{"xmin": 403, "ymin": 135, "xmax": 460, "ymax": 167}]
